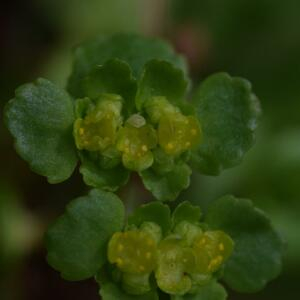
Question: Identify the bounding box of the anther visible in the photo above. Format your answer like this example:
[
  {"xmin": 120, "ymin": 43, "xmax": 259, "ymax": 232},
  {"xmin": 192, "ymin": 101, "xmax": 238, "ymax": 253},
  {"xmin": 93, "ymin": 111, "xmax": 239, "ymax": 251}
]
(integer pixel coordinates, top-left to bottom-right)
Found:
[{"xmin": 219, "ymin": 243, "xmax": 224, "ymax": 251}]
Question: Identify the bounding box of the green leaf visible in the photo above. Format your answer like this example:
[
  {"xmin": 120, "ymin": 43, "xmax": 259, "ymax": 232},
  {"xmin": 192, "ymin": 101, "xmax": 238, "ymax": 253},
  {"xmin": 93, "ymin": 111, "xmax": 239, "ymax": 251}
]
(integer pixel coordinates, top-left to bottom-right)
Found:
[
  {"xmin": 205, "ymin": 195, "xmax": 284, "ymax": 293},
  {"xmin": 128, "ymin": 202, "xmax": 171, "ymax": 235},
  {"xmin": 140, "ymin": 163, "xmax": 192, "ymax": 202},
  {"xmin": 172, "ymin": 201, "xmax": 202, "ymax": 227},
  {"xmin": 171, "ymin": 281, "xmax": 227, "ymax": 300},
  {"xmin": 136, "ymin": 59, "xmax": 188, "ymax": 110},
  {"xmin": 100, "ymin": 282, "xmax": 159, "ymax": 300},
  {"xmin": 46, "ymin": 189, "xmax": 125, "ymax": 281},
  {"xmin": 79, "ymin": 152, "xmax": 130, "ymax": 192},
  {"xmin": 81, "ymin": 59, "xmax": 137, "ymax": 115},
  {"xmin": 5, "ymin": 78, "xmax": 77, "ymax": 183},
  {"xmin": 192, "ymin": 73, "xmax": 261, "ymax": 175},
  {"xmin": 68, "ymin": 33, "xmax": 187, "ymax": 97}
]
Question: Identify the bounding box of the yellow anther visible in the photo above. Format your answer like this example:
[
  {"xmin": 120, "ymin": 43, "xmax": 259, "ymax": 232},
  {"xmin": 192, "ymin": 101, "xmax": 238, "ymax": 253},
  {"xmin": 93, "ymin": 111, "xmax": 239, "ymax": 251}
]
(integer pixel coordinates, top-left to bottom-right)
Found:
[
  {"xmin": 79, "ymin": 128, "xmax": 84, "ymax": 135},
  {"xmin": 116, "ymin": 258, "xmax": 123, "ymax": 266},
  {"xmin": 200, "ymin": 238, "xmax": 206, "ymax": 245},
  {"xmin": 141, "ymin": 145, "xmax": 148, "ymax": 152},
  {"xmin": 185, "ymin": 141, "xmax": 191, "ymax": 147},
  {"xmin": 139, "ymin": 265, "xmax": 145, "ymax": 272},
  {"xmin": 146, "ymin": 252, "xmax": 152, "ymax": 259},
  {"xmin": 191, "ymin": 129, "xmax": 197, "ymax": 135},
  {"xmin": 167, "ymin": 143, "xmax": 174, "ymax": 150},
  {"xmin": 118, "ymin": 244, "xmax": 124, "ymax": 252},
  {"xmin": 147, "ymin": 239, "xmax": 154, "ymax": 246},
  {"xmin": 216, "ymin": 255, "xmax": 223, "ymax": 263},
  {"xmin": 219, "ymin": 243, "xmax": 224, "ymax": 251}
]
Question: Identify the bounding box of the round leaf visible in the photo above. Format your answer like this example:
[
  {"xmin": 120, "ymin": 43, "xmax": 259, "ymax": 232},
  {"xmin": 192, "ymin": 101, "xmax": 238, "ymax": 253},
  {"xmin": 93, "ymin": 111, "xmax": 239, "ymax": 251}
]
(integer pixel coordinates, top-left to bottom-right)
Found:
[
  {"xmin": 46, "ymin": 189, "xmax": 125, "ymax": 281},
  {"xmin": 205, "ymin": 195, "xmax": 284, "ymax": 293},
  {"xmin": 79, "ymin": 152, "xmax": 130, "ymax": 192},
  {"xmin": 5, "ymin": 78, "xmax": 77, "ymax": 183},
  {"xmin": 128, "ymin": 202, "xmax": 172, "ymax": 235},
  {"xmin": 68, "ymin": 33, "xmax": 187, "ymax": 97},
  {"xmin": 140, "ymin": 163, "xmax": 192, "ymax": 202},
  {"xmin": 172, "ymin": 201, "xmax": 202, "ymax": 227},
  {"xmin": 136, "ymin": 59, "xmax": 189, "ymax": 110},
  {"xmin": 100, "ymin": 282, "xmax": 158, "ymax": 300},
  {"xmin": 192, "ymin": 73, "xmax": 261, "ymax": 175},
  {"xmin": 81, "ymin": 59, "xmax": 137, "ymax": 115},
  {"xmin": 172, "ymin": 281, "xmax": 227, "ymax": 300}
]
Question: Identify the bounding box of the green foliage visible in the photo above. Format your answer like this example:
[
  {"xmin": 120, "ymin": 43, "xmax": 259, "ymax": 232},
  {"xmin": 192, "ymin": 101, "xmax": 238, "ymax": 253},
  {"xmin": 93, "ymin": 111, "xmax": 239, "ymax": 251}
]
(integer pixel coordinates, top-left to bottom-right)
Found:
[
  {"xmin": 172, "ymin": 201, "xmax": 202, "ymax": 227},
  {"xmin": 68, "ymin": 33, "xmax": 187, "ymax": 97},
  {"xmin": 81, "ymin": 59, "xmax": 137, "ymax": 116},
  {"xmin": 4, "ymin": 35, "xmax": 261, "ymax": 200},
  {"xmin": 136, "ymin": 59, "xmax": 188, "ymax": 110},
  {"xmin": 140, "ymin": 163, "xmax": 192, "ymax": 202},
  {"xmin": 192, "ymin": 73, "xmax": 261, "ymax": 175},
  {"xmin": 128, "ymin": 202, "xmax": 171, "ymax": 235},
  {"xmin": 205, "ymin": 195, "xmax": 284, "ymax": 292},
  {"xmin": 46, "ymin": 189, "xmax": 125, "ymax": 281},
  {"xmin": 100, "ymin": 282, "xmax": 159, "ymax": 300},
  {"xmin": 5, "ymin": 78, "xmax": 77, "ymax": 183},
  {"xmin": 171, "ymin": 281, "xmax": 227, "ymax": 300},
  {"xmin": 3, "ymin": 33, "xmax": 284, "ymax": 300},
  {"xmin": 78, "ymin": 152, "xmax": 130, "ymax": 191}
]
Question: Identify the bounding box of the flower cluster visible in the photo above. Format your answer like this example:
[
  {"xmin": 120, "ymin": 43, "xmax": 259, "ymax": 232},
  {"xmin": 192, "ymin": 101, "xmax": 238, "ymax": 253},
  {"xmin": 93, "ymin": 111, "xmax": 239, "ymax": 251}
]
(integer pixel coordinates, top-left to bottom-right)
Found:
[
  {"xmin": 107, "ymin": 219, "xmax": 233, "ymax": 296},
  {"xmin": 73, "ymin": 94, "xmax": 202, "ymax": 172}
]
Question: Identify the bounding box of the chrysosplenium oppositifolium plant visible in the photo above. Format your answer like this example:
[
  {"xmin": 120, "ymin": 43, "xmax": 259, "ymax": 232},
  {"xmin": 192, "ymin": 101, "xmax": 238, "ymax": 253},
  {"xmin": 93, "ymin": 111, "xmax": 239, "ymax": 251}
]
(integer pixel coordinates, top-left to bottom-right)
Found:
[{"xmin": 5, "ymin": 33, "xmax": 284, "ymax": 299}]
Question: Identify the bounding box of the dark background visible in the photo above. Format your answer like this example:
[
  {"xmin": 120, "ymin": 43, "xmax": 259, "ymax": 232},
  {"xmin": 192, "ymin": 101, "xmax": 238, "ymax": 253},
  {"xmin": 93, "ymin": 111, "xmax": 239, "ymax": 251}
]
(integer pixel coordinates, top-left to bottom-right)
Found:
[{"xmin": 1, "ymin": 0, "xmax": 300, "ymax": 299}]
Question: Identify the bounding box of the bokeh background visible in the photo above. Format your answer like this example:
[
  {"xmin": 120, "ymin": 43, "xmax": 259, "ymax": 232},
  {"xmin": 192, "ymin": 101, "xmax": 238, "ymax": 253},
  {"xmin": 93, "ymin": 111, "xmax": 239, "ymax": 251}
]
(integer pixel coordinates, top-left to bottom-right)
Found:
[{"xmin": 1, "ymin": 0, "xmax": 300, "ymax": 299}]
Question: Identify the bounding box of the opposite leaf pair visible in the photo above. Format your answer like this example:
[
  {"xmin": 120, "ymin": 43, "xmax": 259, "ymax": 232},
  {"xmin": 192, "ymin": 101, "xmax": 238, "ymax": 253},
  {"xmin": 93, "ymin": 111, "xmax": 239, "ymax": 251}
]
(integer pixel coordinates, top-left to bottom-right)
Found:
[
  {"xmin": 5, "ymin": 34, "xmax": 260, "ymax": 201},
  {"xmin": 46, "ymin": 190, "xmax": 284, "ymax": 300}
]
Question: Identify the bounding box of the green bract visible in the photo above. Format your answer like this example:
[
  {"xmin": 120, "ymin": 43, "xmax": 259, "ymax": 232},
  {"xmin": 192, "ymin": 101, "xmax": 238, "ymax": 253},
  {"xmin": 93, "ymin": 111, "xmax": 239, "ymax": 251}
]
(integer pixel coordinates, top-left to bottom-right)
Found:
[{"xmin": 4, "ymin": 33, "xmax": 261, "ymax": 200}]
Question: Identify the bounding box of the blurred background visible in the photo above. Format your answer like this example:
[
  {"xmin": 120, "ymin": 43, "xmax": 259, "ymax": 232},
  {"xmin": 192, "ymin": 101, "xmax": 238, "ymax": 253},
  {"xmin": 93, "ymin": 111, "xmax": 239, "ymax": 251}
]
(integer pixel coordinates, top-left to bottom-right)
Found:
[{"xmin": 1, "ymin": 0, "xmax": 300, "ymax": 299}]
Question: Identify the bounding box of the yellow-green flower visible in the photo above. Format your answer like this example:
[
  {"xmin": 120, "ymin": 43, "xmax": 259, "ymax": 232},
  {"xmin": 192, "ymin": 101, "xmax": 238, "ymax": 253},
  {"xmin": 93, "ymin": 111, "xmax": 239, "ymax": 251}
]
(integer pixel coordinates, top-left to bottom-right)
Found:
[
  {"xmin": 145, "ymin": 97, "xmax": 202, "ymax": 156},
  {"xmin": 117, "ymin": 114, "xmax": 157, "ymax": 171},
  {"xmin": 158, "ymin": 112, "xmax": 202, "ymax": 156},
  {"xmin": 155, "ymin": 238, "xmax": 196, "ymax": 295},
  {"xmin": 108, "ymin": 228, "xmax": 158, "ymax": 295},
  {"xmin": 74, "ymin": 94, "xmax": 122, "ymax": 152},
  {"xmin": 192, "ymin": 230, "xmax": 234, "ymax": 274},
  {"xmin": 108, "ymin": 230, "xmax": 157, "ymax": 274}
]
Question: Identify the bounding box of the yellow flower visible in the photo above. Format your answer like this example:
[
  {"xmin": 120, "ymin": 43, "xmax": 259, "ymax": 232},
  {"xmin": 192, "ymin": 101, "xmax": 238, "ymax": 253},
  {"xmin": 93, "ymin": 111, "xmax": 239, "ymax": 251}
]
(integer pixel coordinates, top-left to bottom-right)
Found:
[
  {"xmin": 117, "ymin": 114, "xmax": 157, "ymax": 171},
  {"xmin": 74, "ymin": 94, "xmax": 122, "ymax": 152}
]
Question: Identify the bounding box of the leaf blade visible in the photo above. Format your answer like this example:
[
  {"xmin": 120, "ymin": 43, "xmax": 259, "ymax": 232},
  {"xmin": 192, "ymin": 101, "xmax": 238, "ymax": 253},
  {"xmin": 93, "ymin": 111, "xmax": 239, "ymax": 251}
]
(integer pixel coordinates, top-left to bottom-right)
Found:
[
  {"xmin": 192, "ymin": 73, "xmax": 261, "ymax": 175},
  {"xmin": 205, "ymin": 195, "xmax": 284, "ymax": 293},
  {"xmin": 5, "ymin": 78, "xmax": 77, "ymax": 183},
  {"xmin": 46, "ymin": 189, "xmax": 125, "ymax": 281}
]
